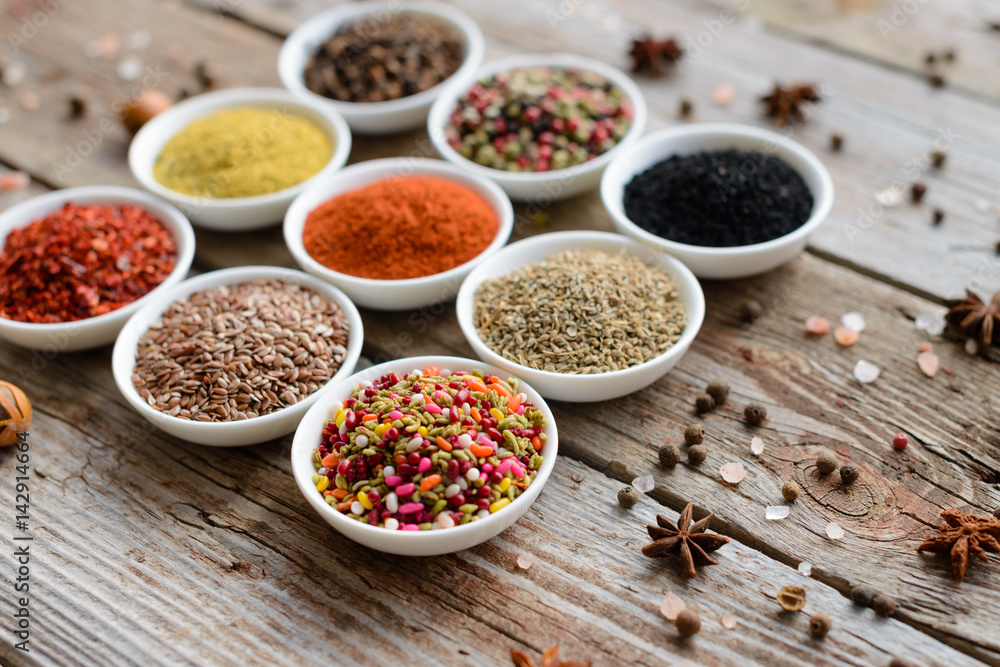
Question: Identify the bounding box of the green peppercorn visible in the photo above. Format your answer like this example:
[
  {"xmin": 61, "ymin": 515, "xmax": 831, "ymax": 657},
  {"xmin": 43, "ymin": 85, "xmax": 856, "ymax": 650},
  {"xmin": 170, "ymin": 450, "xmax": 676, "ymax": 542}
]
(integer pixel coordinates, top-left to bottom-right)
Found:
[
  {"xmin": 777, "ymin": 585, "xmax": 806, "ymax": 612},
  {"xmin": 688, "ymin": 444, "xmax": 708, "ymax": 466},
  {"xmin": 684, "ymin": 424, "xmax": 705, "ymax": 446},
  {"xmin": 850, "ymin": 583, "xmax": 878, "ymax": 607},
  {"xmin": 706, "ymin": 377, "xmax": 730, "ymax": 405},
  {"xmin": 809, "ymin": 612, "xmax": 832, "ymax": 638},
  {"xmin": 816, "ymin": 450, "xmax": 838, "ymax": 475},
  {"xmin": 744, "ymin": 403, "xmax": 767, "ymax": 425},
  {"xmin": 873, "ymin": 594, "xmax": 897, "ymax": 617},
  {"xmin": 782, "ymin": 480, "xmax": 800, "ymax": 502},
  {"xmin": 658, "ymin": 444, "xmax": 681, "ymax": 468},
  {"xmin": 618, "ymin": 486, "xmax": 639, "ymax": 508},
  {"xmin": 675, "ymin": 608, "xmax": 701, "ymax": 637},
  {"xmin": 840, "ymin": 463, "xmax": 860, "ymax": 485},
  {"xmin": 695, "ymin": 393, "xmax": 716, "ymax": 414}
]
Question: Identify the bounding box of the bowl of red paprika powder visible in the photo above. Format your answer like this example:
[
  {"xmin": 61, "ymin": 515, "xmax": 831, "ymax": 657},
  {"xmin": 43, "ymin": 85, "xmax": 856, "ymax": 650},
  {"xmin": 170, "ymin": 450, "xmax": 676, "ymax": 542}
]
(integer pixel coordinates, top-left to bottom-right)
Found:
[
  {"xmin": 283, "ymin": 157, "xmax": 513, "ymax": 310},
  {"xmin": 0, "ymin": 186, "xmax": 195, "ymax": 352}
]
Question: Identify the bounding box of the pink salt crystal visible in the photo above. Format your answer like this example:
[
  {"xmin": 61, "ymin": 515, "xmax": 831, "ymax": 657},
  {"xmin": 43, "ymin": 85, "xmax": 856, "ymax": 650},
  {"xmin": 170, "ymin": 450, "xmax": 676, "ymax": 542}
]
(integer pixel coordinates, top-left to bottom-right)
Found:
[
  {"xmin": 0, "ymin": 171, "xmax": 29, "ymax": 191},
  {"xmin": 798, "ymin": 562, "xmax": 813, "ymax": 577},
  {"xmin": 713, "ymin": 83, "xmax": 736, "ymax": 106},
  {"xmin": 721, "ymin": 616, "xmax": 738, "ymax": 630},
  {"xmin": 750, "ymin": 437, "xmax": 765, "ymax": 456},
  {"xmin": 720, "ymin": 462, "xmax": 746, "ymax": 484},
  {"xmin": 516, "ymin": 552, "xmax": 535, "ymax": 570},
  {"xmin": 806, "ymin": 316, "xmax": 830, "ymax": 335},
  {"xmin": 659, "ymin": 592, "xmax": 686, "ymax": 621},
  {"xmin": 766, "ymin": 506, "xmax": 790, "ymax": 521},
  {"xmin": 826, "ymin": 522, "xmax": 845, "ymax": 540},
  {"xmin": 917, "ymin": 342, "xmax": 933, "ymax": 352},
  {"xmin": 834, "ymin": 326, "xmax": 859, "ymax": 346},
  {"xmin": 853, "ymin": 360, "xmax": 880, "ymax": 384},
  {"xmin": 917, "ymin": 351, "xmax": 939, "ymax": 377}
]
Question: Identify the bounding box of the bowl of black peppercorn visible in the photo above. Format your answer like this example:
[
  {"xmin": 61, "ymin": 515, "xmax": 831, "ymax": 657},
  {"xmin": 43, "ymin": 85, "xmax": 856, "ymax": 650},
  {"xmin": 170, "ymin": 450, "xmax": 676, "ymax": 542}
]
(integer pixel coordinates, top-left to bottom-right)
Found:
[{"xmin": 600, "ymin": 123, "xmax": 834, "ymax": 279}]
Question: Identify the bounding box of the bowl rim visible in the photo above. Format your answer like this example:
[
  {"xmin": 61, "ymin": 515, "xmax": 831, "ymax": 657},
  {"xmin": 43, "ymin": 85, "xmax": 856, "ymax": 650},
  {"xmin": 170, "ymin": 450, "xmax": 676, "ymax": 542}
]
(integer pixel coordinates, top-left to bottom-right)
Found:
[
  {"xmin": 283, "ymin": 156, "xmax": 514, "ymax": 289},
  {"xmin": 455, "ymin": 230, "xmax": 706, "ymax": 385},
  {"xmin": 290, "ymin": 354, "xmax": 559, "ymax": 543},
  {"xmin": 277, "ymin": 0, "xmax": 486, "ymax": 115},
  {"xmin": 0, "ymin": 185, "xmax": 196, "ymax": 334},
  {"xmin": 111, "ymin": 265, "xmax": 365, "ymax": 435},
  {"xmin": 128, "ymin": 87, "xmax": 353, "ymax": 210},
  {"xmin": 600, "ymin": 122, "xmax": 835, "ymax": 257},
  {"xmin": 427, "ymin": 52, "xmax": 649, "ymax": 184}
]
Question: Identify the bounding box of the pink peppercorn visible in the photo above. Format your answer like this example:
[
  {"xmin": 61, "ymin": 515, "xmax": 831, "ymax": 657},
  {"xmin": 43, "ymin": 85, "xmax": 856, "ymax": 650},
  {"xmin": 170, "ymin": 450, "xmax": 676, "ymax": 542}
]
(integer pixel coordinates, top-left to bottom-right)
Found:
[{"xmin": 893, "ymin": 433, "xmax": 909, "ymax": 450}]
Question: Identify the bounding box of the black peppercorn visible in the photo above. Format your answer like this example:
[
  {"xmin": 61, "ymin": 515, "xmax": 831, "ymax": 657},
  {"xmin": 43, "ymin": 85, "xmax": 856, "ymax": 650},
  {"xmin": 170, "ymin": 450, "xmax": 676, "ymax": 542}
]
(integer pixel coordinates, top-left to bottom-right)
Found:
[
  {"xmin": 840, "ymin": 463, "xmax": 860, "ymax": 485},
  {"xmin": 829, "ymin": 133, "xmax": 844, "ymax": 152},
  {"xmin": 943, "ymin": 49, "xmax": 956, "ymax": 62},
  {"xmin": 873, "ymin": 594, "xmax": 897, "ymax": 617},
  {"xmin": 889, "ymin": 659, "xmax": 917, "ymax": 667},
  {"xmin": 924, "ymin": 52, "xmax": 936, "ymax": 65},
  {"xmin": 675, "ymin": 608, "xmax": 701, "ymax": 637},
  {"xmin": 931, "ymin": 150, "xmax": 947, "ymax": 169},
  {"xmin": 658, "ymin": 444, "xmax": 681, "ymax": 468},
  {"xmin": 679, "ymin": 98, "xmax": 693, "ymax": 118},
  {"xmin": 932, "ymin": 208, "xmax": 945, "ymax": 225},
  {"xmin": 928, "ymin": 73, "xmax": 946, "ymax": 88},
  {"xmin": 684, "ymin": 424, "xmax": 705, "ymax": 446},
  {"xmin": 706, "ymin": 377, "xmax": 730, "ymax": 405},
  {"xmin": 782, "ymin": 480, "xmax": 800, "ymax": 502},
  {"xmin": 695, "ymin": 393, "xmax": 716, "ymax": 414},
  {"xmin": 815, "ymin": 450, "xmax": 838, "ymax": 475},
  {"xmin": 618, "ymin": 486, "xmax": 640, "ymax": 508},
  {"xmin": 809, "ymin": 612, "xmax": 832, "ymax": 638},
  {"xmin": 740, "ymin": 299, "xmax": 763, "ymax": 323},
  {"xmin": 744, "ymin": 403, "xmax": 767, "ymax": 425},
  {"xmin": 688, "ymin": 444, "xmax": 708, "ymax": 465},
  {"xmin": 69, "ymin": 95, "xmax": 86, "ymax": 119},
  {"xmin": 850, "ymin": 583, "xmax": 878, "ymax": 607},
  {"xmin": 910, "ymin": 182, "xmax": 926, "ymax": 204}
]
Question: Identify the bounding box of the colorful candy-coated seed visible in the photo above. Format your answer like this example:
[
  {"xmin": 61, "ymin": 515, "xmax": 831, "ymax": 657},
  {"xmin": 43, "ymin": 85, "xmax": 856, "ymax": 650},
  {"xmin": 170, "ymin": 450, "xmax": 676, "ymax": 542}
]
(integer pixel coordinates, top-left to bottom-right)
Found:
[
  {"xmin": 401, "ymin": 523, "xmax": 420, "ymax": 531},
  {"xmin": 417, "ymin": 457, "xmax": 432, "ymax": 473},
  {"xmin": 499, "ymin": 478, "xmax": 512, "ymax": 492},
  {"xmin": 396, "ymin": 483, "xmax": 416, "ymax": 497},
  {"xmin": 420, "ymin": 474, "xmax": 443, "ymax": 491},
  {"xmin": 470, "ymin": 443, "xmax": 494, "ymax": 458},
  {"xmin": 445, "ymin": 484, "xmax": 461, "ymax": 498},
  {"xmin": 386, "ymin": 493, "xmax": 399, "ymax": 514},
  {"xmin": 316, "ymin": 476, "xmax": 330, "ymax": 492},
  {"xmin": 489, "ymin": 498, "xmax": 511, "ymax": 513},
  {"xmin": 357, "ymin": 491, "xmax": 373, "ymax": 510},
  {"xmin": 399, "ymin": 502, "xmax": 425, "ymax": 514},
  {"xmin": 350, "ymin": 501, "xmax": 364, "ymax": 515},
  {"xmin": 435, "ymin": 436, "xmax": 453, "ymax": 452},
  {"xmin": 321, "ymin": 453, "xmax": 339, "ymax": 468},
  {"xmin": 384, "ymin": 518, "xmax": 399, "ymax": 530}
]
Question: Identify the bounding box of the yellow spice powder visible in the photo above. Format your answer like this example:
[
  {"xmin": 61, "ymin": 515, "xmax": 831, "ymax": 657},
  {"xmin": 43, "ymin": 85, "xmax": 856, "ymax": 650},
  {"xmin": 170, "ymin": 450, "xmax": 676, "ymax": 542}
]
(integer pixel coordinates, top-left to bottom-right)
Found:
[{"xmin": 153, "ymin": 107, "xmax": 333, "ymax": 198}]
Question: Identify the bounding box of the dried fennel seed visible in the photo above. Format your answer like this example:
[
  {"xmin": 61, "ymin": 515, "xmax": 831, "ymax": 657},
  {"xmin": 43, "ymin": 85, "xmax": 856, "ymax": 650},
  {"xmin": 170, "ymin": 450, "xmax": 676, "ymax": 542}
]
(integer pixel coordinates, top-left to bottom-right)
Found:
[{"xmin": 473, "ymin": 250, "xmax": 686, "ymax": 374}]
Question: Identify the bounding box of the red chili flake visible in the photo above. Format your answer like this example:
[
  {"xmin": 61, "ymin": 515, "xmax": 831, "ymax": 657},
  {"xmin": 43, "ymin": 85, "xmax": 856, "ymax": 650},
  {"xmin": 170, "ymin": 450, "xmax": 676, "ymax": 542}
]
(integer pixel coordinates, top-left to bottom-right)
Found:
[{"xmin": 0, "ymin": 202, "xmax": 176, "ymax": 323}]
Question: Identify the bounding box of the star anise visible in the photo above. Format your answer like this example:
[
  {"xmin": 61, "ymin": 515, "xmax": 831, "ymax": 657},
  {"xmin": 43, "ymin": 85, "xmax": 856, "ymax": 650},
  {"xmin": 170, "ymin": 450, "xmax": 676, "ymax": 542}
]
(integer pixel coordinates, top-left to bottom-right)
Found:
[
  {"xmin": 944, "ymin": 289, "xmax": 1000, "ymax": 347},
  {"xmin": 760, "ymin": 83, "xmax": 821, "ymax": 126},
  {"xmin": 510, "ymin": 646, "xmax": 590, "ymax": 667},
  {"xmin": 629, "ymin": 36, "xmax": 684, "ymax": 77},
  {"xmin": 917, "ymin": 508, "xmax": 1000, "ymax": 583},
  {"xmin": 641, "ymin": 503, "xmax": 730, "ymax": 578}
]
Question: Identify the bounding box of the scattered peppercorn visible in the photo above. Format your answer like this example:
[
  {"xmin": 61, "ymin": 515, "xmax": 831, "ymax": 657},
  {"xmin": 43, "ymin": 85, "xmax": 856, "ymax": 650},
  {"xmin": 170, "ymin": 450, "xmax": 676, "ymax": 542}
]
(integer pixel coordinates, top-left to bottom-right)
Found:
[
  {"xmin": 809, "ymin": 613, "xmax": 832, "ymax": 638},
  {"xmin": 924, "ymin": 52, "xmax": 936, "ymax": 65},
  {"xmin": 695, "ymin": 393, "xmax": 716, "ymax": 414},
  {"xmin": 873, "ymin": 594, "xmax": 897, "ymax": 617},
  {"xmin": 943, "ymin": 49, "xmax": 956, "ymax": 63},
  {"xmin": 932, "ymin": 209, "xmax": 945, "ymax": 225},
  {"xmin": 194, "ymin": 60, "xmax": 215, "ymax": 91},
  {"xmin": 892, "ymin": 433, "xmax": 909, "ymax": 450},
  {"xmin": 618, "ymin": 486, "xmax": 640, "ymax": 508},
  {"xmin": 840, "ymin": 463, "xmax": 860, "ymax": 485},
  {"xmin": 68, "ymin": 95, "xmax": 86, "ymax": 119},
  {"xmin": 688, "ymin": 444, "xmax": 708, "ymax": 466},
  {"xmin": 815, "ymin": 450, "xmax": 838, "ymax": 475},
  {"xmin": 706, "ymin": 378, "xmax": 730, "ymax": 405},
  {"xmin": 994, "ymin": 507, "xmax": 1000, "ymax": 519},
  {"xmin": 675, "ymin": 608, "xmax": 701, "ymax": 637},
  {"xmin": 782, "ymin": 480, "xmax": 800, "ymax": 502},
  {"xmin": 741, "ymin": 299, "xmax": 764, "ymax": 323},
  {"xmin": 777, "ymin": 585, "xmax": 806, "ymax": 612},
  {"xmin": 684, "ymin": 424, "xmax": 705, "ymax": 446},
  {"xmin": 119, "ymin": 90, "xmax": 172, "ymax": 134},
  {"xmin": 679, "ymin": 98, "xmax": 693, "ymax": 118},
  {"xmin": 829, "ymin": 133, "xmax": 844, "ymax": 152},
  {"xmin": 889, "ymin": 658, "xmax": 917, "ymax": 667},
  {"xmin": 659, "ymin": 444, "xmax": 681, "ymax": 468},
  {"xmin": 931, "ymin": 150, "xmax": 947, "ymax": 169},
  {"xmin": 850, "ymin": 583, "xmax": 878, "ymax": 607},
  {"xmin": 744, "ymin": 403, "xmax": 767, "ymax": 425},
  {"xmin": 928, "ymin": 74, "xmax": 945, "ymax": 88},
  {"xmin": 910, "ymin": 183, "xmax": 926, "ymax": 204}
]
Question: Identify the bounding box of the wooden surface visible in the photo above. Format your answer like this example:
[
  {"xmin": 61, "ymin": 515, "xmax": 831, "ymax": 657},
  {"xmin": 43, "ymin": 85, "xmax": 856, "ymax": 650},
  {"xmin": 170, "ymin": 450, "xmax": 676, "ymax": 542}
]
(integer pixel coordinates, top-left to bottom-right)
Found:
[{"xmin": 1, "ymin": 0, "xmax": 999, "ymax": 665}]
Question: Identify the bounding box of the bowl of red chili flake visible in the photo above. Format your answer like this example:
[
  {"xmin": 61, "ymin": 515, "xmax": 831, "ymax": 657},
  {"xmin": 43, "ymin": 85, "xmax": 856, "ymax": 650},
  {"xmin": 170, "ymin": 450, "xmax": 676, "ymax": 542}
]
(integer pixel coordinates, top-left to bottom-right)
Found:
[
  {"xmin": 291, "ymin": 355, "xmax": 558, "ymax": 556},
  {"xmin": 0, "ymin": 186, "xmax": 195, "ymax": 351}
]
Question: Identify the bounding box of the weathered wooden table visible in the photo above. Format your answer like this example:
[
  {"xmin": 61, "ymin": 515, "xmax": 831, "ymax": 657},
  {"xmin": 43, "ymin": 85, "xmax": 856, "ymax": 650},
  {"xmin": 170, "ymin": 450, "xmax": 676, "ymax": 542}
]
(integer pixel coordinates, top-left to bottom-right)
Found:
[{"xmin": 2, "ymin": 0, "xmax": 1000, "ymax": 665}]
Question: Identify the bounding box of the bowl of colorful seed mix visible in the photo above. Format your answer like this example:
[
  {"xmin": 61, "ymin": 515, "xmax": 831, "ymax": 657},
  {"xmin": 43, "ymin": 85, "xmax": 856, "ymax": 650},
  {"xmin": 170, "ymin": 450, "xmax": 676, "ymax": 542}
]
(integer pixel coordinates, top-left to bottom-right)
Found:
[
  {"xmin": 455, "ymin": 231, "xmax": 705, "ymax": 402},
  {"xmin": 128, "ymin": 87, "xmax": 352, "ymax": 231},
  {"xmin": 0, "ymin": 186, "xmax": 195, "ymax": 352},
  {"xmin": 290, "ymin": 355, "xmax": 558, "ymax": 556},
  {"xmin": 112, "ymin": 265, "xmax": 363, "ymax": 447},
  {"xmin": 601, "ymin": 123, "xmax": 835, "ymax": 279},
  {"xmin": 278, "ymin": 0, "xmax": 485, "ymax": 135},
  {"xmin": 283, "ymin": 157, "xmax": 513, "ymax": 310},
  {"xmin": 428, "ymin": 52, "xmax": 647, "ymax": 201}
]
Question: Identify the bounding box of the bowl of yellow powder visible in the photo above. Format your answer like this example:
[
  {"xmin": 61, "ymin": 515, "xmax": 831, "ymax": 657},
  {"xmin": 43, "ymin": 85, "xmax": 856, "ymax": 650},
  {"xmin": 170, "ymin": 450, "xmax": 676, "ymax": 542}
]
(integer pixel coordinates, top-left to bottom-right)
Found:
[{"xmin": 128, "ymin": 87, "xmax": 352, "ymax": 231}]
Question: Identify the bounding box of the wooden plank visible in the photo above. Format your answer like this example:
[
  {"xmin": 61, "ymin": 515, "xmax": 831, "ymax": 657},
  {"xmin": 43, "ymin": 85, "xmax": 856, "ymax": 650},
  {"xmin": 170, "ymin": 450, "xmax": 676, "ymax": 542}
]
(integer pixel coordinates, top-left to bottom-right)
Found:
[
  {"xmin": 359, "ymin": 251, "xmax": 1000, "ymax": 663},
  {"xmin": 0, "ymin": 349, "xmax": 981, "ymax": 665}
]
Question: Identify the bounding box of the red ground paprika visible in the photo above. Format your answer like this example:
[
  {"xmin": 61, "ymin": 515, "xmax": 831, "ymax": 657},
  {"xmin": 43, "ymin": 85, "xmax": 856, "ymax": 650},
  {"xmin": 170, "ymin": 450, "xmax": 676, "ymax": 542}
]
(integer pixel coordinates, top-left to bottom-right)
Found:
[
  {"xmin": 302, "ymin": 176, "xmax": 499, "ymax": 281},
  {"xmin": 0, "ymin": 202, "xmax": 177, "ymax": 323}
]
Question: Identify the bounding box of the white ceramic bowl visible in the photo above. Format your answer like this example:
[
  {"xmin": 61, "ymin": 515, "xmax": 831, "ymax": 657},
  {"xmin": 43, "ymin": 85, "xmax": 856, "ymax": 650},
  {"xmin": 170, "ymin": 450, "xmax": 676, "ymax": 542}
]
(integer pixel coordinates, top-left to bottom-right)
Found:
[
  {"xmin": 456, "ymin": 231, "xmax": 705, "ymax": 403},
  {"xmin": 112, "ymin": 266, "xmax": 364, "ymax": 446},
  {"xmin": 278, "ymin": 0, "xmax": 484, "ymax": 135},
  {"xmin": 601, "ymin": 123, "xmax": 835, "ymax": 280},
  {"xmin": 291, "ymin": 355, "xmax": 558, "ymax": 556},
  {"xmin": 128, "ymin": 87, "xmax": 352, "ymax": 231},
  {"xmin": 428, "ymin": 52, "xmax": 648, "ymax": 202},
  {"xmin": 284, "ymin": 157, "xmax": 513, "ymax": 310},
  {"xmin": 0, "ymin": 186, "xmax": 195, "ymax": 352}
]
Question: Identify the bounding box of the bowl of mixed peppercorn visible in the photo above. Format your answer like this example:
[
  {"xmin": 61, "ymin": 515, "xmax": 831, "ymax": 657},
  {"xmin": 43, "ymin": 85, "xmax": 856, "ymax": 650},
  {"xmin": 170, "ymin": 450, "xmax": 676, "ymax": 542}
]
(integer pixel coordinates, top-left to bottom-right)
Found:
[
  {"xmin": 291, "ymin": 355, "xmax": 558, "ymax": 556},
  {"xmin": 0, "ymin": 186, "xmax": 195, "ymax": 351},
  {"xmin": 428, "ymin": 52, "xmax": 647, "ymax": 201}
]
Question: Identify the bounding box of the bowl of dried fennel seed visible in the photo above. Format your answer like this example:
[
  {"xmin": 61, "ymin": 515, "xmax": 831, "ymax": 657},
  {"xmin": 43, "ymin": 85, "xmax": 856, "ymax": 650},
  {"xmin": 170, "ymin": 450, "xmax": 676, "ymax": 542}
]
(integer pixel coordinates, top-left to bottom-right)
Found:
[{"xmin": 456, "ymin": 231, "xmax": 704, "ymax": 402}]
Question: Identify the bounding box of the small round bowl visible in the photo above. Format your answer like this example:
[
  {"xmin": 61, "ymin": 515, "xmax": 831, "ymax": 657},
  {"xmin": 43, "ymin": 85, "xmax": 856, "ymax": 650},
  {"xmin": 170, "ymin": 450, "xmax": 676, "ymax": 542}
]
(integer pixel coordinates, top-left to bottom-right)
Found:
[
  {"xmin": 428, "ymin": 52, "xmax": 648, "ymax": 202},
  {"xmin": 284, "ymin": 157, "xmax": 513, "ymax": 310},
  {"xmin": 128, "ymin": 87, "xmax": 352, "ymax": 231},
  {"xmin": 0, "ymin": 186, "xmax": 195, "ymax": 352},
  {"xmin": 456, "ymin": 231, "xmax": 705, "ymax": 403},
  {"xmin": 112, "ymin": 266, "xmax": 364, "ymax": 446},
  {"xmin": 290, "ymin": 355, "xmax": 558, "ymax": 556},
  {"xmin": 278, "ymin": 0, "xmax": 485, "ymax": 135},
  {"xmin": 601, "ymin": 123, "xmax": 835, "ymax": 280}
]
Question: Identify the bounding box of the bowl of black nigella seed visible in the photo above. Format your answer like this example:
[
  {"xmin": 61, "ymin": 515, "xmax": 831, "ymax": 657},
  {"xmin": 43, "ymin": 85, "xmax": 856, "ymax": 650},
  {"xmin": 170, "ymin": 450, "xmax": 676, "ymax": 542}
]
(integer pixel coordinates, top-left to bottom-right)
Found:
[{"xmin": 600, "ymin": 123, "xmax": 834, "ymax": 279}]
